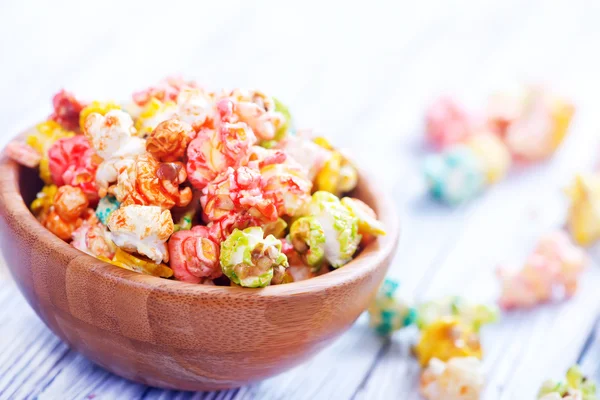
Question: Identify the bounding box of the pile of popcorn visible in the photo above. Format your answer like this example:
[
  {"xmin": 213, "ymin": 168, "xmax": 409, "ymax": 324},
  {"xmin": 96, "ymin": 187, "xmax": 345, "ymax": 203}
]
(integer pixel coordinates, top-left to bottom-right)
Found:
[
  {"xmin": 6, "ymin": 77, "xmax": 386, "ymax": 287},
  {"xmin": 423, "ymin": 86, "xmax": 574, "ymax": 205},
  {"xmin": 367, "ymin": 284, "xmax": 498, "ymax": 399}
]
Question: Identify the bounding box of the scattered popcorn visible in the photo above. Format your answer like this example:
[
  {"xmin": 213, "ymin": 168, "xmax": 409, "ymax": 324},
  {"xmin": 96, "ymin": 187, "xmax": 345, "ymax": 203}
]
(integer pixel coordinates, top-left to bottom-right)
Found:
[
  {"xmin": 107, "ymin": 205, "xmax": 174, "ymax": 264},
  {"xmin": 420, "ymin": 357, "xmax": 484, "ymax": 400},
  {"xmin": 367, "ymin": 278, "xmax": 416, "ymax": 336},
  {"xmin": 423, "ymin": 146, "xmax": 485, "ymax": 205},
  {"xmin": 219, "ymin": 226, "xmax": 288, "ymax": 288},
  {"xmin": 425, "ymin": 97, "xmax": 475, "ymax": 150},
  {"xmin": 50, "ymin": 90, "xmax": 86, "ymax": 131},
  {"xmin": 565, "ymin": 174, "xmax": 600, "ymax": 246},
  {"xmin": 497, "ymin": 230, "xmax": 587, "ymax": 310},
  {"xmin": 168, "ymin": 225, "xmax": 221, "ymax": 283},
  {"xmin": 299, "ymin": 191, "xmax": 361, "ymax": 268},
  {"xmin": 417, "ymin": 296, "xmax": 499, "ymax": 333},
  {"xmin": 109, "ymin": 153, "xmax": 192, "ymax": 209},
  {"xmin": 414, "ymin": 317, "xmax": 482, "ymax": 367},
  {"xmin": 538, "ymin": 365, "xmax": 597, "ymax": 400},
  {"xmin": 464, "ymin": 132, "xmax": 511, "ymax": 184}
]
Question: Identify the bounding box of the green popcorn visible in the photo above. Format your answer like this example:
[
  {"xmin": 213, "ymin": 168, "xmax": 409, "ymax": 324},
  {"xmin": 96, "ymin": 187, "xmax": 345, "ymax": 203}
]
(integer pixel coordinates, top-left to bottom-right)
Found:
[
  {"xmin": 220, "ymin": 227, "xmax": 289, "ymax": 288},
  {"xmin": 538, "ymin": 365, "xmax": 597, "ymax": 400},
  {"xmin": 368, "ymin": 278, "xmax": 416, "ymax": 336},
  {"xmin": 288, "ymin": 216, "xmax": 326, "ymax": 269},
  {"xmin": 417, "ymin": 296, "xmax": 499, "ymax": 333},
  {"xmin": 260, "ymin": 97, "xmax": 293, "ymax": 149},
  {"xmin": 302, "ymin": 191, "xmax": 361, "ymax": 268}
]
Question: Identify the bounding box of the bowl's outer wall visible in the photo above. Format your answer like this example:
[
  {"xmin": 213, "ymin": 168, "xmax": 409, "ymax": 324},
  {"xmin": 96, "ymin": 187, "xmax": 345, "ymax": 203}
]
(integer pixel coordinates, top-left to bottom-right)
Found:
[{"xmin": 0, "ymin": 156, "xmax": 399, "ymax": 391}]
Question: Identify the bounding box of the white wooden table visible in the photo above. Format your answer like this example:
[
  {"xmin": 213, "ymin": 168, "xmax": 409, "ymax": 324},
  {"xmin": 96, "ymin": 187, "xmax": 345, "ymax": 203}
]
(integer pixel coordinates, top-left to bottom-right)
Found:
[{"xmin": 2, "ymin": 1, "xmax": 600, "ymax": 398}]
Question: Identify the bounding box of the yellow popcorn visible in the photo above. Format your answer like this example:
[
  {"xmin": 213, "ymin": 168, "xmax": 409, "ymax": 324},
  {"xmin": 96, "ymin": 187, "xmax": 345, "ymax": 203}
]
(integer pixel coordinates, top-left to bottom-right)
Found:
[
  {"xmin": 104, "ymin": 248, "xmax": 174, "ymax": 278},
  {"xmin": 135, "ymin": 98, "xmax": 178, "ymax": 135},
  {"xmin": 549, "ymin": 98, "xmax": 575, "ymax": 151},
  {"xmin": 465, "ymin": 132, "xmax": 511, "ymax": 184},
  {"xmin": 79, "ymin": 101, "xmax": 121, "ymax": 131},
  {"xmin": 26, "ymin": 121, "xmax": 75, "ymax": 183},
  {"xmin": 30, "ymin": 184, "xmax": 58, "ymax": 220},
  {"xmin": 313, "ymin": 137, "xmax": 358, "ymax": 195},
  {"xmin": 414, "ymin": 317, "xmax": 482, "ymax": 367},
  {"xmin": 565, "ymin": 174, "xmax": 600, "ymax": 246}
]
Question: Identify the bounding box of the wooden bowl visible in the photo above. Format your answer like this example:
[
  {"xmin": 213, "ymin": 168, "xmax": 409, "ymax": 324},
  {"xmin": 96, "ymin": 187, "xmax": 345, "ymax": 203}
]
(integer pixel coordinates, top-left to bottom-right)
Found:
[{"xmin": 0, "ymin": 139, "xmax": 399, "ymax": 391}]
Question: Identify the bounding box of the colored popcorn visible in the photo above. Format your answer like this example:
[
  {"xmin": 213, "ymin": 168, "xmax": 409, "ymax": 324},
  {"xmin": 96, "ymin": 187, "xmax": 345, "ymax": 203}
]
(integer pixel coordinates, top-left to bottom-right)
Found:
[
  {"xmin": 107, "ymin": 205, "xmax": 174, "ymax": 264},
  {"xmin": 11, "ymin": 81, "xmax": 384, "ymax": 287},
  {"xmin": 219, "ymin": 227, "xmax": 288, "ymax": 288},
  {"xmin": 565, "ymin": 174, "xmax": 600, "ymax": 246},
  {"xmin": 497, "ymin": 230, "xmax": 587, "ymax": 310},
  {"xmin": 464, "ymin": 132, "xmax": 511, "ymax": 184},
  {"xmin": 417, "ymin": 296, "xmax": 499, "ymax": 333},
  {"xmin": 367, "ymin": 278, "xmax": 416, "ymax": 336},
  {"xmin": 414, "ymin": 317, "xmax": 482, "ymax": 367},
  {"xmin": 423, "ymin": 146, "xmax": 485, "ymax": 205},
  {"xmin": 538, "ymin": 365, "xmax": 597, "ymax": 400},
  {"xmin": 419, "ymin": 357, "xmax": 484, "ymax": 400},
  {"xmin": 425, "ymin": 97, "xmax": 475, "ymax": 150}
]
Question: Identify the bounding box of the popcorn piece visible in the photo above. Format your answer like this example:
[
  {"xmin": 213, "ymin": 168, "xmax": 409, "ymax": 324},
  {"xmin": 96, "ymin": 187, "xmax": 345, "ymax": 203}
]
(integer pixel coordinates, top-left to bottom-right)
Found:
[
  {"xmin": 538, "ymin": 365, "xmax": 597, "ymax": 400},
  {"xmin": 48, "ymin": 135, "xmax": 99, "ymax": 201},
  {"xmin": 186, "ymin": 115, "xmax": 257, "ymax": 189},
  {"xmin": 132, "ymin": 76, "xmax": 199, "ymax": 107},
  {"xmin": 491, "ymin": 87, "xmax": 575, "ymax": 161},
  {"xmin": 414, "ymin": 317, "xmax": 482, "ymax": 366},
  {"xmin": 219, "ymin": 226, "xmax": 288, "ymax": 288},
  {"xmin": 497, "ymin": 231, "xmax": 587, "ymax": 310},
  {"xmin": 278, "ymin": 135, "xmax": 332, "ymax": 181},
  {"xmin": 300, "ymin": 191, "xmax": 361, "ymax": 268},
  {"xmin": 419, "ymin": 357, "xmax": 484, "ymax": 400},
  {"xmin": 50, "ymin": 90, "xmax": 86, "ymax": 131},
  {"xmin": 42, "ymin": 185, "xmax": 94, "ymax": 241},
  {"xmin": 31, "ymin": 184, "xmax": 58, "ymax": 221},
  {"xmin": 464, "ymin": 132, "xmax": 511, "ymax": 184},
  {"xmin": 260, "ymin": 162, "xmax": 312, "ymax": 217},
  {"xmin": 95, "ymin": 195, "xmax": 120, "ymax": 225},
  {"xmin": 201, "ymin": 166, "xmax": 277, "ymax": 223},
  {"xmin": 417, "ymin": 296, "xmax": 499, "ymax": 333},
  {"xmin": 367, "ymin": 278, "xmax": 416, "ymax": 336},
  {"xmin": 224, "ymin": 89, "xmax": 286, "ymax": 141},
  {"xmin": 176, "ymin": 87, "xmax": 215, "ymax": 130},
  {"xmin": 288, "ymin": 216, "xmax": 326, "ymax": 269},
  {"xmin": 27, "ymin": 121, "xmax": 76, "ymax": 183},
  {"xmin": 5, "ymin": 141, "xmax": 41, "ymax": 168},
  {"xmin": 146, "ymin": 118, "xmax": 194, "ymax": 162},
  {"xmin": 423, "ymin": 146, "xmax": 485, "ymax": 205},
  {"xmin": 168, "ymin": 225, "xmax": 221, "ymax": 283},
  {"xmin": 110, "ymin": 153, "xmax": 192, "ymax": 209},
  {"xmin": 341, "ymin": 197, "xmax": 386, "ymax": 236},
  {"xmin": 425, "ymin": 97, "xmax": 474, "ymax": 150},
  {"xmin": 207, "ymin": 211, "xmax": 264, "ymax": 244},
  {"xmin": 106, "ymin": 248, "xmax": 174, "ymax": 278},
  {"xmin": 135, "ymin": 98, "xmax": 179, "ymax": 136},
  {"xmin": 107, "ymin": 205, "xmax": 174, "ymax": 264},
  {"xmin": 312, "ymin": 137, "xmax": 359, "ymax": 196},
  {"xmin": 565, "ymin": 174, "xmax": 600, "ymax": 246},
  {"xmin": 83, "ymin": 110, "xmax": 147, "ymax": 195},
  {"xmin": 79, "ymin": 101, "xmax": 121, "ymax": 131},
  {"xmin": 71, "ymin": 220, "xmax": 116, "ymax": 259}
]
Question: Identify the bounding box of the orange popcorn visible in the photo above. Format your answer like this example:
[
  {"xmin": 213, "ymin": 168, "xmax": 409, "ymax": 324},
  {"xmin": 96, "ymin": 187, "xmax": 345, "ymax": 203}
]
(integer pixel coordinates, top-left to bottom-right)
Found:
[
  {"xmin": 42, "ymin": 185, "xmax": 95, "ymax": 241},
  {"xmin": 146, "ymin": 118, "xmax": 195, "ymax": 162},
  {"xmin": 110, "ymin": 153, "xmax": 192, "ymax": 210}
]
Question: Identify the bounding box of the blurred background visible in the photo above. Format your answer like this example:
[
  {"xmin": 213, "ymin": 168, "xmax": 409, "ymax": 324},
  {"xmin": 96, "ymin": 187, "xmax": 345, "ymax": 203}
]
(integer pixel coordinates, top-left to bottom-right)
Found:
[{"xmin": 2, "ymin": 1, "xmax": 600, "ymax": 399}]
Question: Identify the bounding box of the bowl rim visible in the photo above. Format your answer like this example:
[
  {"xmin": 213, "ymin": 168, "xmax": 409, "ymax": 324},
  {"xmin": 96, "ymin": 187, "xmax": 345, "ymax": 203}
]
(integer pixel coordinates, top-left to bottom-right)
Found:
[{"xmin": 0, "ymin": 133, "xmax": 400, "ymax": 298}]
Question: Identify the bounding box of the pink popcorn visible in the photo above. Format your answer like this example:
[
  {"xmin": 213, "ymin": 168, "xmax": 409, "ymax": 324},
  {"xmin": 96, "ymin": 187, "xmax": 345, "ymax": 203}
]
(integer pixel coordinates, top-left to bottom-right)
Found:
[
  {"xmin": 186, "ymin": 102, "xmax": 257, "ymax": 190},
  {"xmin": 168, "ymin": 225, "xmax": 222, "ymax": 283},
  {"xmin": 132, "ymin": 76, "xmax": 199, "ymax": 107},
  {"xmin": 48, "ymin": 136, "xmax": 99, "ymax": 202},
  {"xmin": 223, "ymin": 89, "xmax": 286, "ymax": 141},
  {"xmin": 72, "ymin": 220, "xmax": 116, "ymax": 259},
  {"xmin": 425, "ymin": 97, "xmax": 475, "ymax": 150},
  {"xmin": 200, "ymin": 166, "xmax": 277, "ymax": 224},
  {"xmin": 497, "ymin": 231, "xmax": 587, "ymax": 310},
  {"xmin": 5, "ymin": 141, "xmax": 42, "ymax": 168},
  {"xmin": 50, "ymin": 89, "xmax": 86, "ymax": 131},
  {"xmin": 207, "ymin": 211, "xmax": 263, "ymax": 243}
]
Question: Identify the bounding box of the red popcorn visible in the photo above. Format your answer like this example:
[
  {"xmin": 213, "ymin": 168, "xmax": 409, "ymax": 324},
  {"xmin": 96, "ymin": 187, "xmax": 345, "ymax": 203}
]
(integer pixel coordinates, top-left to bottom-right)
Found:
[
  {"xmin": 132, "ymin": 76, "xmax": 199, "ymax": 107},
  {"xmin": 48, "ymin": 136, "xmax": 99, "ymax": 202},
  {"xmin": 201, "ymin": 166, "xmax": 277, "ymax": 223},
  {"xmin": 5, "ymin": 141, "xmax": 41, "ymax": 168},
  {"xmin": 186, "ymin": 117, "xmax": 256, "ymax": 190},
  {"xmin": 425, "ymin": 97, "xmax": 475, "ymax": 150},
  {"xmin": 50, "ymin": 90, "xmax": 86, "ymax": 131},
  {"xmin": 168, "ymin": 225, "xmax": 222, "ymax": 283}
]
